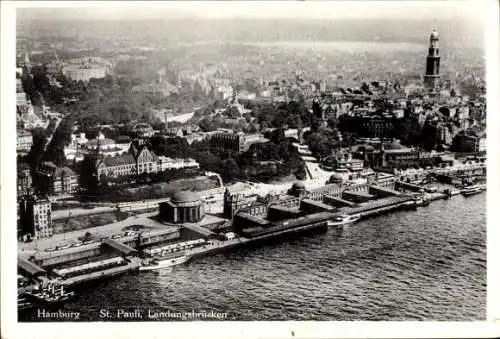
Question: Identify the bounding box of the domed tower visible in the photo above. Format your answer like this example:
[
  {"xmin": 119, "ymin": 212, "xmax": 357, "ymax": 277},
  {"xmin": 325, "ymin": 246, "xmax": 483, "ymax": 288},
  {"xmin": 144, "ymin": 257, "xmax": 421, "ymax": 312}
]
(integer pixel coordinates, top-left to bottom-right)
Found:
[
  {"xmin": 288, "ymin": 181, "xmax": 307, "ymax": 198},
  {"xmin": 424, "ymin": 29, "xmax": 440, "ymax": 89}
]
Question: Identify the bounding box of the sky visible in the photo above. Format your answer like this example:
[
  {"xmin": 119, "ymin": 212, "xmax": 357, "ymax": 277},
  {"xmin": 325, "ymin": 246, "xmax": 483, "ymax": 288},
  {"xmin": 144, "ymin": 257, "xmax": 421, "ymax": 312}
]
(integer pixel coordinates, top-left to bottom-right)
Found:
[{"xmin": 16, "ymin": 1, "xmax": 486, "ymax": 22}]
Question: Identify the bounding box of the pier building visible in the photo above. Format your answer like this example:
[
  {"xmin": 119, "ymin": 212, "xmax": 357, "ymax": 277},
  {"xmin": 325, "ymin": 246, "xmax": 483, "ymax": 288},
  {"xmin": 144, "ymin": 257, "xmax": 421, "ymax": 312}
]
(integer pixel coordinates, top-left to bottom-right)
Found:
[
  {"xmin": 159, "ymin": 191, "xmax": 205, "ymax": 224},
  {"xmin": 368, "ymin": 185, "xmax": 402, "ymax": 198},
  {"xmin": 300, "ymin": 199, "xmax": 336, "ymax": 213},
  {"xmin": 323, "ymin": 195, "xmax": 356, "ymax": 208},
  {"xmin": 267, "ymin": 205, "xmax": 302, "ymax": 221},
  {"xmin": 102, "ymin": 239, "xmax": 137, "ymax": 257},
  {"xmin": 18, "ymin": 257, "xmax": 47, "ymax": 280}
]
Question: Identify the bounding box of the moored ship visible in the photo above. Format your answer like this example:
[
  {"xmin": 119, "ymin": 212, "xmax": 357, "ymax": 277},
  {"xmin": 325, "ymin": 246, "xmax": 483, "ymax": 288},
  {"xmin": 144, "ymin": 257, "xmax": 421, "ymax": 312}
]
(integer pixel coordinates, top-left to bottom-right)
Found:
[
  {"xmin": 414, "ymin": 196, "xmax": 430, "ymax": 206},
  {"xmin": 327, "ymin": 214, "xmax": 361, "ymax": 227},
  {"xmin": 139, "ymin": 252, "xmax": 189, "ymax": 271},
  {"xmin": 461, "ymin": 185, "xmax": 483, "ymax": 197},
  {"xmin": 22, "ymin": 284, "xmax": 76, "ymax": 306}
]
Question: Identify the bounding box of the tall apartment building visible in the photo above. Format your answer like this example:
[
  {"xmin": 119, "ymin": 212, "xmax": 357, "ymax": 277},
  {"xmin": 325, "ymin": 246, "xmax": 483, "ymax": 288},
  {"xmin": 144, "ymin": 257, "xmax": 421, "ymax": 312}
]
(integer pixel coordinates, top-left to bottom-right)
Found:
[
  {"xmin": 17, "ymin": 163, "xmax": 32, "ymax": 197},
  {"xmin": 17, "ymin": 130, "xmax": 33, "ymax": 152},
  {"xmin": 19, "ymin": 197, "xmax": 53, "ymax": 240}
]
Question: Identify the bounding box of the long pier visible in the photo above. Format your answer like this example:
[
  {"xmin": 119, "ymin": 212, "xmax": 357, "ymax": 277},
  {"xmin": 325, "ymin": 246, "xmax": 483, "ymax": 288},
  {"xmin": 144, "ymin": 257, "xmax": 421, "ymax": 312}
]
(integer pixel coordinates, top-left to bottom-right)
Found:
[
  {"xmin": 59, "ymin": 258, "xmax": 141, "ymax": 286},
  {"xmin": 19, "ymin": 181, "xmax": 471, "ymax": 290},
  {"xmin": 337, "ymin": 196, "xmax": 416, "ymax": 219}
]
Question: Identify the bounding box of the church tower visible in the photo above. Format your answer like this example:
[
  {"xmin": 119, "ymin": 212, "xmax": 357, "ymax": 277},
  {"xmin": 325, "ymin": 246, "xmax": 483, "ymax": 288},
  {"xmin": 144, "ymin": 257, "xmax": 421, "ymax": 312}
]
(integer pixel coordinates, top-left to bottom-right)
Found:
[
  {"xmin": 424, "ymin": 29, "xmax": 440, "ymax": 89},
  {"xmin": 24, "ymin": 52, "xmax": 32, "ymax": 73}
]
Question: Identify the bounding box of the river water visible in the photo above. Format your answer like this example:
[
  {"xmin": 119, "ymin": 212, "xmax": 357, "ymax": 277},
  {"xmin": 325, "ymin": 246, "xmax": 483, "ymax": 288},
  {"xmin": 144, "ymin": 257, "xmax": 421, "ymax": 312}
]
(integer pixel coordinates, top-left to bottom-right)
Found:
[{"xmin": 21, "ymin": 193, "xmax": 486, "ymax": 321}]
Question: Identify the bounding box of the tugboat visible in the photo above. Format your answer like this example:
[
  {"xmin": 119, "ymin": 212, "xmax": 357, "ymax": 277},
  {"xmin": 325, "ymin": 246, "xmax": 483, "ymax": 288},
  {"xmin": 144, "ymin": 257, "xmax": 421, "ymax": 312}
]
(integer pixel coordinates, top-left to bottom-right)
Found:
[
  {"xmin": 327, "ymin": 214, "xmax": 361, "ymax": 227},
  {"xmin": 139, "ymin": 251, "xmax": 189, "ymax": 272},
  {"xmin": 461, "ymin": 184, "xmax": 483, "ymax": 197},
  {"xmin": 22, "ymin": 284, "xmax": 76, "ymax": 306}
]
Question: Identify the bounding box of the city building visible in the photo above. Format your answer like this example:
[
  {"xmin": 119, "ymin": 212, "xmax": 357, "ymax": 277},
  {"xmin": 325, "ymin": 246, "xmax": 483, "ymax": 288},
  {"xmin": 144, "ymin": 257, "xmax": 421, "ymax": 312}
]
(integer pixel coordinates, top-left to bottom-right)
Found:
[
  {"xmin": 85, "ymin": 132, "xmax": 126, "ymax": 157},
  {"xmin": 17, "ymin": 130, "xmax": 33, "ymax": 152},
  {"xmin": 424, "ymin": 29, "xmax": 440, "ymax": 89},
  {"xmin": 452, "ymin": 132, "xmax": 486, "ymax": 153},
  {"xmin": 16, "ymin": 92, "xmax": 28, "ymax": 106},
  {"xmin": 131, "ymin": 123, "xmax": 155, "ymax": 138},
  {"xmin": 209, "ymin": 132, "xmax": 268, "ymax": 153},
  {"xmin": 19, "ymin": 197, "xmax": 53, "ymax": 240},
  {"xmin": 61, "ymin": 57, "xmax": 112, "ymax": 82},
  {"xmin": 159, "ymin": 191, "xmax": 205, "ymax": 223},
  {"xmin": 115, "ymin": 135, "xmax": 132, "ymax": 153},
  {"xmin": 96, "ymin": 154, "xmax": 137, "ymax": 180},
  {"xmin": 17, "ymin": 163, "xmax": 32, "ymax": 197},
  {"xmin": 64, "ymin": 132, "xmax": 88, "ymax": 162},
  {"xmin": 93, "ymin": 144, "xmax": 158, "ymax": 181},
  {"xmin": 131, "ymin": 81, "xmax": 178, "ymax": 97},
  {"xmin": 131, "ymin": 145, "xmax": 158, "ymax": 174},
  {"xmin": 340, "ymin": 115, "xmax": 394, "ymax": 139},
  {"xmin": 63, "ymin": 66, "xmax": 107, "ymax": 82},
  {"xmin": 223, "ymin": 188, "xmax": 262, "ymax": 219},
  {"xmin": 36, "ymin": 162, "xmax": 79, "ymax": 195},
  {"xmin": 213, "ymin": 84, "xmax": 234, "ymax": 101},
  {"xmin": 323, "ymin": 151, "xmax": 364, "ymax": 172},
  {"xmin": 236, "ymin": 91, "xmax": 257, "ymax": 101},
  {"xmin": 479, "ymin": 134, "xmax": 487, "ymax": 152},
  {"xmin": 157, "ymin": 157, "xmax": 200, "ymax": 171},
  {"xmin": 359, "ymin": 142, "xmax": 445, "ymax": 170}
]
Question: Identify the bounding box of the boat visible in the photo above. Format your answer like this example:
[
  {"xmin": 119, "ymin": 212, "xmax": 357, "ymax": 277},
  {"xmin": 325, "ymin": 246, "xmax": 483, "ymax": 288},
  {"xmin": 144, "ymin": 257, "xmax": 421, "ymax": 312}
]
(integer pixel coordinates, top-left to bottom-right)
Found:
[
  {"xmin": 461, "ymin": 185, "xmax": 483, "ymax": 197},
  {"xmin": 139, "ymin": 253, "xmax": 189, "ymax": 271},
  {"xmin": 327, "ymin": 214, "xmax": 361, "ymax": 227},
  {"xmin": 22, "ymin": 285, "xmax": 76, "ymax": 305},
  {"xmin": 18, "ymin": 296, "xmax": 35, "ymax": 311},
  {"xmin": 414, "ymin": 196, "xmax": 430, "ymax": 206}
]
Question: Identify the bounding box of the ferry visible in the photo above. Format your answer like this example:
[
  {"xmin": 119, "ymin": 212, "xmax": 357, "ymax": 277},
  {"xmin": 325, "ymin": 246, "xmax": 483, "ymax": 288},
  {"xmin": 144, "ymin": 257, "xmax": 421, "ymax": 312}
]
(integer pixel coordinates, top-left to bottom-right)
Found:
[
  {"xmin": 327, "ymin": 214, "xmax": 361, "ymax": 227},
  {"xmin": 139, "ymin": 253, "xmax": 189, "ymax": 271},
  {"xmin": 461, "ymin": 185, "xmax": 483, "ymax": 197},
  {"xmin": 22, "ymin": 285, "xmax": 76, "ymax": 305}
]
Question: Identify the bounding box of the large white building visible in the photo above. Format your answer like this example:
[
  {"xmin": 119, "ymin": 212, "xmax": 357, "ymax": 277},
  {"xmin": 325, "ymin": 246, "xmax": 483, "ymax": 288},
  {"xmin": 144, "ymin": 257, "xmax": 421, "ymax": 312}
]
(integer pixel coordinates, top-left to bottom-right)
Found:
[
  {"xmin": 157, "ymin": 157, "xmax": 200, "ymax": 171},
  {"xmin": 84, "ymin": 132, "xmax": 127, "ymax": 157}
]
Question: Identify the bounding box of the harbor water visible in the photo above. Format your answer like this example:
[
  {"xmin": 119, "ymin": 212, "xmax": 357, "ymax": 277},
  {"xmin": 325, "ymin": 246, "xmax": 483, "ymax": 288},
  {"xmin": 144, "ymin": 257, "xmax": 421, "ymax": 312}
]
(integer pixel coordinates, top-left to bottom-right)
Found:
[{"xmin": 20, "ymin": 193, "xmax": 486, "ymax": 321}]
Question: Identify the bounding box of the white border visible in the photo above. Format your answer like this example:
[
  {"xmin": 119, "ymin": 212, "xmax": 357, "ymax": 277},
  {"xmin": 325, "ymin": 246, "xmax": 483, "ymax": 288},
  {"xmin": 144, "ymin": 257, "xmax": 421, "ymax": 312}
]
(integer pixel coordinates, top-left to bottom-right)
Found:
[{"xmin": 2, "ymin": 1, "xmax": 499, "ymax": 339}]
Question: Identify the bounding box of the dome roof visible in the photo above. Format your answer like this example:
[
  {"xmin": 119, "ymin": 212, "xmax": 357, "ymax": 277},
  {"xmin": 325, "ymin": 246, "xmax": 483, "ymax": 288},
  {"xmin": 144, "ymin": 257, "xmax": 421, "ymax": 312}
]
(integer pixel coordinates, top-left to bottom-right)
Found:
[
  {"xmin": 171, "ymin": 191, "xmax": 200, "ymax": 203},
  {"xmin": 291, "ymin": 181, "xmax": 306, "ymax": 191},
  {"xmin": 430, "ymin": 30, "xmax": 439, "ymax": 39}
]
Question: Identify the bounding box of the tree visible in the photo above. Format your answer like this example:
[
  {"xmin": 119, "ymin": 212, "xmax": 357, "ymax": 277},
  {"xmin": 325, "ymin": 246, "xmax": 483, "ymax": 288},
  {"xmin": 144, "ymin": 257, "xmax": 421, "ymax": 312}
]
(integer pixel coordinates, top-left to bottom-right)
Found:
[{"xmin": 395, "ymin": 118, "xmax": 422, "ymax": 147}]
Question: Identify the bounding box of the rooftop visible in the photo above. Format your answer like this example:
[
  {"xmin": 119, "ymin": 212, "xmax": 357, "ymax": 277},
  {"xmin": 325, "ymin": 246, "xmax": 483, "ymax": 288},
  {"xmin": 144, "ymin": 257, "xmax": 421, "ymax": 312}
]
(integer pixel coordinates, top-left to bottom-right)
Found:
[
  {"xmin": 87, "ymin": 138, "xmax": 116, "ymax": 147},
  {"xmin": 101, "ymin": 154, "xmax": 136, "ymax": 167},
  {"xmin": 171, "ymin": 191, "xmax": 201, "ymax": 204}
]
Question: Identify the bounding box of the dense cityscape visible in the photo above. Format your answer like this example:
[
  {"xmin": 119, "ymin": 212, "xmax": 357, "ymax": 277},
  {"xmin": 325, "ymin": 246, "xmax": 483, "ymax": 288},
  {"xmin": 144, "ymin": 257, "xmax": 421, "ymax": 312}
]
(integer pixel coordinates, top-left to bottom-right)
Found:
[{"xmin": 15, "ymin": 7, "xmax": 487, "ymax": 322}]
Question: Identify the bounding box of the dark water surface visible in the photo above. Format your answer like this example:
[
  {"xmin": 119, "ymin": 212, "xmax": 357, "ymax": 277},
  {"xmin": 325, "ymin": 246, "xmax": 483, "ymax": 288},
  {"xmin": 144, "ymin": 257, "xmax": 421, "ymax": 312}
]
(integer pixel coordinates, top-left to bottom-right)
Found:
[{"xmin": 21, "ymin": 194, "xmax": 486, "ymax": 321}]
